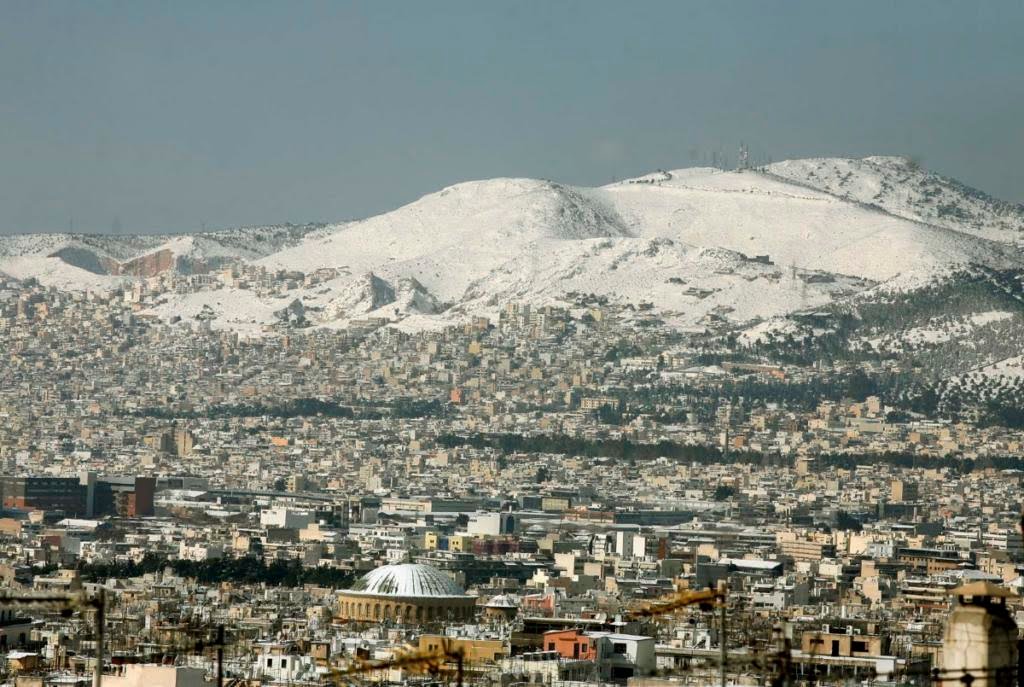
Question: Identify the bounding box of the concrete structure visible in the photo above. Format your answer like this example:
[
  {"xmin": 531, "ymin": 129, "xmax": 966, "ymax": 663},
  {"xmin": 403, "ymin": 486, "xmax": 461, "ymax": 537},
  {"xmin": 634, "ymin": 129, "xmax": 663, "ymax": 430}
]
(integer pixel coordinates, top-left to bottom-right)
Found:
[
  {"xmin": 259, "ymin": 506, "xmax": 315, "ymax": 530},
  {"xmin": 801, "ymin": 630, "xmax": 884, "ymax": 658},
  {"xmin": 589, "ymin": 632, "xmax": 656, "ymax": 681},
  {"xmin": 0, "ymin": 608, "xmax": 34, "ymax": 648},
  {"xmin": 0, "ymin": 475, "xmax": 155, "ymax": 518},
  {"xmin": 103, "ymin": 664, "xmax": 212, "ymax": 687},
  {"xmin": 418, "ymin": 634, "xmax": 508, "ymax": 663},
  {"xmin": 467, "ymin": 512, "xmax": 517, "ymax": 536},
  {"xmin": 940, "ymin": 581, "xmax": 1018, "ymax": 687},
  {"xmin": 255, "ymin": 643, "xmax": 320, "ymax": 683},
  {"xmin": 543, "ymin": 629, "xmax": 597, "ymax": 661},
  {"xmin": 94, "ymin": 476, "xmax": 156, "ymax": 517},
  {"xmin": 483, "ymin": 594, "xmax": 519, "ymax": 621},
  {"xmin": 0, "ymin": 477, "xmax": 85, "ymax": 515}
]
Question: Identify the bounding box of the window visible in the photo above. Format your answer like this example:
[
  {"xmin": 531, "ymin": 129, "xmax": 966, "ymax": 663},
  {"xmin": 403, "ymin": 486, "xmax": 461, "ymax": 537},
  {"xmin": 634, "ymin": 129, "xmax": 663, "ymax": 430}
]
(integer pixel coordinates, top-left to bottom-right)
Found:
[
  {"xmin": 548, "ymin": 642, "xmax": 555, "ymax": 651},
  {"xmin": 613, "ymin": 642, "xmax": 627, "ymax": 654},
  {"xmin": 852, "ymin": 640, "xmax": 868, "ymax": 653},
  {"xmin": 266, "ymin": 658, "xmax": 273, "ymax": 668}
]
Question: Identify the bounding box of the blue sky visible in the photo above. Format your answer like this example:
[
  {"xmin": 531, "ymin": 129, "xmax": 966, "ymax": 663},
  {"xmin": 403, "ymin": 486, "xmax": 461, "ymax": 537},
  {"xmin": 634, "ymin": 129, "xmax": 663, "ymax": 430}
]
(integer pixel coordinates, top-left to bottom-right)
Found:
[{"xmin": 1, "ymin": 1, "xmax": 1022, "ymax": 234}]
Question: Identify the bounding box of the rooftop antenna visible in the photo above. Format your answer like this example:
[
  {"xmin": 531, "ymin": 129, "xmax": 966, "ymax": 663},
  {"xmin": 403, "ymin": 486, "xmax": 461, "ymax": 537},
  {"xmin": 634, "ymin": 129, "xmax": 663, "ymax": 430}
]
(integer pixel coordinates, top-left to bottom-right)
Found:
[{"xmin": 738, "ymin": 142, "xmax": 749, "ymax": 172}]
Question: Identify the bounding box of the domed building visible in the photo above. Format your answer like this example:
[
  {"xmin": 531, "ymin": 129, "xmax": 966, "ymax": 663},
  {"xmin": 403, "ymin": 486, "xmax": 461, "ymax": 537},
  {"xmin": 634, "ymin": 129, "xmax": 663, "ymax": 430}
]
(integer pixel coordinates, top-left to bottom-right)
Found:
[
  {"xmin": 482, "ymin": 594, "xmax": 519, "ymax": 621},
  {"xmin": 338, "ymin": 563, "xmax": 477, "ymax": 623}
]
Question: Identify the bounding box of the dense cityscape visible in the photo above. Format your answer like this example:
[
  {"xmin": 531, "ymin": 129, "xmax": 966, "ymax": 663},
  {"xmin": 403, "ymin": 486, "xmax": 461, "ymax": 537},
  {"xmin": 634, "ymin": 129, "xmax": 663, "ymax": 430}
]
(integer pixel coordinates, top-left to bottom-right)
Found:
[{"xmin": 2, "ymin": 270, "xmax": 1023, "ymax": 686}]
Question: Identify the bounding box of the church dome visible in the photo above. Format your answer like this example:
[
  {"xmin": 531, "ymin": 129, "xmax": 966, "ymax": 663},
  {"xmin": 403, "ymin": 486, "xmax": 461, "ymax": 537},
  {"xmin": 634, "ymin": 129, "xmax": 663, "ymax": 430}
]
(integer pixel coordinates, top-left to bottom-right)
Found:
[{"xmin": 350, "ymin": 563, "xmax": 467, "ymax": 598}]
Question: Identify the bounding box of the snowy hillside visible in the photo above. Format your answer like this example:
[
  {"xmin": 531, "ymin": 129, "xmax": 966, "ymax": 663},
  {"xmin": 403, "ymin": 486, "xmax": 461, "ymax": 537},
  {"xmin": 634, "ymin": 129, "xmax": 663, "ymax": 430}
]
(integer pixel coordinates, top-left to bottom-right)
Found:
[
  {"xmin": 738, "ymin": 266, "xmax": 1024, "ymax": 398},
  {"xmin": 599, "ymin": 166, "xmax": 1018, "ymax": 283},
  {"xmin": 766, "ymin": 156, "xmax": 1024, "ymax": 243},
  {"xmin": 262, "ymin": 178, "xmax": 630, "ymax": 302},
  {"xmin": 452, "ymin": 239, "xmax": 866, "ymax": 329}
]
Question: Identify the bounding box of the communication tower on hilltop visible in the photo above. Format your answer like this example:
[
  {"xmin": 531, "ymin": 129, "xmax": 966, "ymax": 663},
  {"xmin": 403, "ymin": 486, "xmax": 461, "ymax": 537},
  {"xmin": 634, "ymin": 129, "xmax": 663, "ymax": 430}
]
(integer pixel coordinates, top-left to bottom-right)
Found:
[{"xmin": 737, "ymin": 142, "xmax": 750, "ymax": 172}]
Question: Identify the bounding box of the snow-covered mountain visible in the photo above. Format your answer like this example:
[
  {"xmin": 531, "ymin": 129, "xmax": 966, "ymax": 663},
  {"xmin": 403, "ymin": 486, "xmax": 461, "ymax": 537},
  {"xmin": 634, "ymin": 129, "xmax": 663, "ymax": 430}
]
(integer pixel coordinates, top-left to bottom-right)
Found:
[{"xmin": 2, "ymin": 157, "xmax": 1022, "ymax": 337}]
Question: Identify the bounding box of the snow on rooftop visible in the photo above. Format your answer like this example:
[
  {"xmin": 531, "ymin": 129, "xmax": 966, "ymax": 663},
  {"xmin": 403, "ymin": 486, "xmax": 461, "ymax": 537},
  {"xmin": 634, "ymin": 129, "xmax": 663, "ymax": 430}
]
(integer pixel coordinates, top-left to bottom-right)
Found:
[{"xmin": 349, "ymin": 563, "xmax": 468, "ymax": 598}]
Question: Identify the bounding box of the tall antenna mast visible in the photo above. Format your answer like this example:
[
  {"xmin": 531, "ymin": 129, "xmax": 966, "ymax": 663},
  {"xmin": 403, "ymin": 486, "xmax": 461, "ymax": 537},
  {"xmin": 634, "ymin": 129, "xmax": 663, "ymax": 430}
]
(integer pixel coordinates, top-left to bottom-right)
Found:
[{"xmin": 737, "ymin": 142, "xmax": 749, "ymax": 172}]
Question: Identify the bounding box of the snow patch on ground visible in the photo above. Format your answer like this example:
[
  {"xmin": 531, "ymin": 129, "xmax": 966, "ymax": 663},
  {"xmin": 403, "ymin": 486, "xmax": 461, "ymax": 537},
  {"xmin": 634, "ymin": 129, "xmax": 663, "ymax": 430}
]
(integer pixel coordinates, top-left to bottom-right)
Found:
[
  {"xmin": 969, "ymin": 356, "xmax": 1024, "ymax": 380},
  {"xmin": 864, "ymin": 311, "xmax": 1017, "ymax": 351}
]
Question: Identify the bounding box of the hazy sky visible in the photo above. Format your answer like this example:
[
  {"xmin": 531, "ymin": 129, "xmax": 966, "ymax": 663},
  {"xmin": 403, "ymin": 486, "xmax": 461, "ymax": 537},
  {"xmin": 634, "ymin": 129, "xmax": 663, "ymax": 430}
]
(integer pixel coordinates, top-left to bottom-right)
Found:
[{"xmin": 2, "ymin": 1, "xmax": 1022, "ymax": 235}]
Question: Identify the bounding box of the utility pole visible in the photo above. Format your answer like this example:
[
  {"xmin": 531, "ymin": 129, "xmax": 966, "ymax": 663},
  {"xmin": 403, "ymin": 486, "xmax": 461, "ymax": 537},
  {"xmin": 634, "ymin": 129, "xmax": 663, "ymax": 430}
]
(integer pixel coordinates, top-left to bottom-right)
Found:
[
  {"xmin": 770, "ymin": 622, "xmax": 793, "ymax": 687},
  {"xmin": 719, "ymin": 581, "xmax": 728, "ymax": 687},
  {"xmin": 94, "ymin": 588, "xmax": 105, "ymax": 687},
  {"xmin": 217, "ymin": 624, "xmax": 225, "ymax": 687},
  {"xmin": 738, "ymin": 142, "xmax": 749, "ymax": 172}
]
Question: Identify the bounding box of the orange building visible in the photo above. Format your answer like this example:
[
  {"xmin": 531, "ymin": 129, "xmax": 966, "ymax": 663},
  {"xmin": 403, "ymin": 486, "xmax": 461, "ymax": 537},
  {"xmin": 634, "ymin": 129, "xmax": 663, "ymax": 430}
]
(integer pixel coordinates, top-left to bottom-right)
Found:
[{"xmin": 542, "ymin": 629, "xmax": 596, "ymax": 661}]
